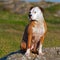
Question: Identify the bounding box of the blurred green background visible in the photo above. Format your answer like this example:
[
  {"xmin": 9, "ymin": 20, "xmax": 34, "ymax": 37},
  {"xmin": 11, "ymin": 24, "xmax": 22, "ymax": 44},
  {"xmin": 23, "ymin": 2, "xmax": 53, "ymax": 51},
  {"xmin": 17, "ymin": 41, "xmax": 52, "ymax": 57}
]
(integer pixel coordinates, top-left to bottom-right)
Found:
[{"xmin": 0, "ymin": 0, "xmax": 60, "ymax": 58}]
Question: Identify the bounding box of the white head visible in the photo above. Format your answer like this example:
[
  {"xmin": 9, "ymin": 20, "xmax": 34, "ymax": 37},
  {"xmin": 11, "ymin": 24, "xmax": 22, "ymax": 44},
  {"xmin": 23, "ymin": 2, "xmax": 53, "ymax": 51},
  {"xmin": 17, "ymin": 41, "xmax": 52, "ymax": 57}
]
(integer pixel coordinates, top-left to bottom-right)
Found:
[{"xmin": 29, "ymin": 7, "xmax": 44, "ymax": 22}]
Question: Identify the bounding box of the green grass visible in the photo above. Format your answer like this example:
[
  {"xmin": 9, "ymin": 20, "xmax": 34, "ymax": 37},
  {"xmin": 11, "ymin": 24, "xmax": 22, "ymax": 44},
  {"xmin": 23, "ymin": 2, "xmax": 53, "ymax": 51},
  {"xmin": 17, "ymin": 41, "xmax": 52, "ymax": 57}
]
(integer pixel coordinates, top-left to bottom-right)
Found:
[
  {"xmin": 0, "ymin": 10, "xmax": 29, "ymax": 58},
  {"xmin": 46, "ymin": 4, "xmax": 60, "ymax": 13},
  {"xmin": 0, "ymin": 3, "xmax": 60, "ymax": 58}
]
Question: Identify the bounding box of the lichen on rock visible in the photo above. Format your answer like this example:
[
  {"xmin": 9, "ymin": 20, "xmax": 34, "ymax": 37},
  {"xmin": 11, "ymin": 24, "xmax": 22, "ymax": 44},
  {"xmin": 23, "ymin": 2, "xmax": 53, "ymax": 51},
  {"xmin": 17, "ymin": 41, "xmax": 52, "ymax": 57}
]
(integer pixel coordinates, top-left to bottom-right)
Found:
[{"xmin": 6, "ymin": 47, "xmax": 60, "ymax": 60}]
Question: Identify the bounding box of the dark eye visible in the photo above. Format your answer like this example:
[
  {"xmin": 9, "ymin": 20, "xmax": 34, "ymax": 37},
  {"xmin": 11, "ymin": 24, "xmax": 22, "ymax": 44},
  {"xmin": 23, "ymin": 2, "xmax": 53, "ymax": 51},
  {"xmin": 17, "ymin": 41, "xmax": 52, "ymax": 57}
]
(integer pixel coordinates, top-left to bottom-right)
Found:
[
  {"xmin": 34, "ymin": 11, "xmax": 36, "ymax": 13},
  {"xmin": 29, "ymin": 11, "xmax": 31, "ymax": 14}
]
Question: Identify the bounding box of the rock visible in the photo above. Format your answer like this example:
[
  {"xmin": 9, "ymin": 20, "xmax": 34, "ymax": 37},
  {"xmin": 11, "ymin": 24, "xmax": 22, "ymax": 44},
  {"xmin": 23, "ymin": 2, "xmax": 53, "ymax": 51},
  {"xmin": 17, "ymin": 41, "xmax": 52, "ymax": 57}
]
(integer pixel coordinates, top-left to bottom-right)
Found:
[
  {"xmin": 54, "ymin": 11, "xmax": 60, "ymax": 17},
  {"xmin": 0, "ymin": 1, "xmax": 60, "ymax": 14},
  {"xmin": 6, "ymin": 47, "xmax": 60, "ymax": 60},
  {"xmin": 34, "ymin": 55, "xmax": 46, "ymax": 60},
  {"xmin": 6, "ymin": 52, "xmax": 46, "ymax": 60}
]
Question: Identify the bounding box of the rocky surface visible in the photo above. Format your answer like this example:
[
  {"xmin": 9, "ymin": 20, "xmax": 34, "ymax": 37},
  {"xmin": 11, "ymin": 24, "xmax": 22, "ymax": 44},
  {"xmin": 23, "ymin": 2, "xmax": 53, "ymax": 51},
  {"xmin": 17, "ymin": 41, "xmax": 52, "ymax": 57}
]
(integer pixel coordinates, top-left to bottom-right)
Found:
[
  {"xmin": 54, "ymin": 10, "xmax": 60, "ymax": 17},
  {"xmin": 6, "ymin": 47, "xmax": 60, "ymax": 60},
  {"xmin": 0, "ymin": 0, "xmax": 60, "ymax": 14}
]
